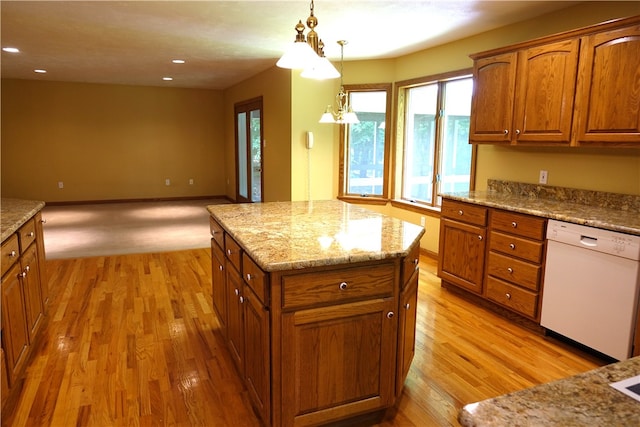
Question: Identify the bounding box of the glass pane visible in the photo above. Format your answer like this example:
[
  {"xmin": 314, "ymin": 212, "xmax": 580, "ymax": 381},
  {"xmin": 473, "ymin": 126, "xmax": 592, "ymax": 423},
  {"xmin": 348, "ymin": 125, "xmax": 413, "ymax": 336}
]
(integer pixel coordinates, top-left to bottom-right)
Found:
[
  {"xmin": 439, "ymin": 78, "xmax": 473, "ymax": 205},
  {"xmin": 249, "ymin": 109, "xmax": 262, "ymax": 202},
  {"xmin": 237, "ymin": 112, "xmax": 248, "ymax": 199},
  {"xmin": 346, "ymin": 91, "xmax": 387, "ymax": 196},
  {"xmin": 403, "ymin": 84, "xmax": 437, "ymax": 204}
]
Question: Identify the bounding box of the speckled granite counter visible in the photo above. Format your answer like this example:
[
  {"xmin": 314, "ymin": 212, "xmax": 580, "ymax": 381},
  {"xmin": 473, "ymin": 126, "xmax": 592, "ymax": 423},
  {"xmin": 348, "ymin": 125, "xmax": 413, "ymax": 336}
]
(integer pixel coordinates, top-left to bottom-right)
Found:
[
  {"xmin": 1, "ymin": 198, "xmax": 46, "ymax": 242},
  {"xmin": 459, "ymin": 357, "xmax": 640, "ymax": 426},
  {"xmin": 207, "ymin": 199, "xmax": 425, "ymax": 272},
  {"xmin": 442, "ymin": 180, "xmax": 640, "ymax": 236}
]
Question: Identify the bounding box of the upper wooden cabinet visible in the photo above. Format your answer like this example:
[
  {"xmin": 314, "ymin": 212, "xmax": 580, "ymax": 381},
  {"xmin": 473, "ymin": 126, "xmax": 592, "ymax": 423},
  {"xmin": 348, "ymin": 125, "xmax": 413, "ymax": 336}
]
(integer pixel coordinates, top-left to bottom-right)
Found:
[
  {"xmin": 574, "ymin": 23, "xmax": 640, "ymax": 146},
  {"xmin": 469, "ymin": 15, "xmax": 640, "ymax": 147}
]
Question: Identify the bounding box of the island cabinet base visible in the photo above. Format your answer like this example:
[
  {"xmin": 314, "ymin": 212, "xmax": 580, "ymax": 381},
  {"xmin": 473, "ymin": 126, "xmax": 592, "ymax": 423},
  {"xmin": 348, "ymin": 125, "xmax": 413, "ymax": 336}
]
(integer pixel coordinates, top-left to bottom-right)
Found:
[{"xmin": 208, "ymin": 206, "xmax": 422, "ymax": 427}]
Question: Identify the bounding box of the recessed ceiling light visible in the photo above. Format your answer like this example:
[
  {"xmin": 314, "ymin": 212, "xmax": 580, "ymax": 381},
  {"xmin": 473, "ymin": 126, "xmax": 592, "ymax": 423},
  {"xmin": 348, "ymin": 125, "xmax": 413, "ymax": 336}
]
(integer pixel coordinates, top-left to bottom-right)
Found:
[
  {"xmin": 2, "ymin": 47, "xmax": 20, "ymax": 53},
  {"xmin": 172, "ymin": 59, "xmax": 185, "ymax": 64},
  {"xmin": 34, "ymin": 69, "xmax": 47, "ymax": 74},
  {"xmin": 163, "ymin": 77, "xmax": 173, "ymax": 81}
]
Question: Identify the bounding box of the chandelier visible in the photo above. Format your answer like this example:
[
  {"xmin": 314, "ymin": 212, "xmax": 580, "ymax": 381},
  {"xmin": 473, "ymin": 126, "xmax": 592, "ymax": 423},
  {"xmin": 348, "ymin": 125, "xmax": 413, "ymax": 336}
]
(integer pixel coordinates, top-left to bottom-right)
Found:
[
  {"xmin": 319, "ymin": 40, "xmax": 359, "ymax": 124},
  {"xmin": 276, "ymin": 0, "xmax": 340, "ymax": 80}
]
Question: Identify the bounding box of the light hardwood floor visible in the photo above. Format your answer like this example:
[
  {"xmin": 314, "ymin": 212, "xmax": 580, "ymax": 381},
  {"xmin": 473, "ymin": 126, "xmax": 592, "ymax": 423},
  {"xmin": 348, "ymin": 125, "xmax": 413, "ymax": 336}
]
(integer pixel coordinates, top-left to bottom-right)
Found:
[{"xmin": 2, "ymin": 249, "xmax": 604, "ymax": 426}]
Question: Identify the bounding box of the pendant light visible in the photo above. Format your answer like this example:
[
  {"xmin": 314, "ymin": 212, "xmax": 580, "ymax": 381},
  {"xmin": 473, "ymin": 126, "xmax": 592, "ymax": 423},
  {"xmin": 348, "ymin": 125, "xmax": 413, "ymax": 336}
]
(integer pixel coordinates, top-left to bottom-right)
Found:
[{"xmin": 319, "ymin": 41, "xmax": 359, "ymax": 124}]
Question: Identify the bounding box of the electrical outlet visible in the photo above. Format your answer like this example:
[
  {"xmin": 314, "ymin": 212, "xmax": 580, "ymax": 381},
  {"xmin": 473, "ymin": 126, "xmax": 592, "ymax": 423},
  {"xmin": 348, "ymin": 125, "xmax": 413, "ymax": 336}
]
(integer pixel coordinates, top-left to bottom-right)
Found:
[
  {"xmin": 165, "ymin": 178, "xmax": 171, "ymax": 186},
  {"xmin": 420, "ymin": 216, "xmax": 426, "ymax": 227},
  {"xmin": 539, "ymin": 170, "xmax": 548, "ymax": 184},
  {"xmin": 189, "ymin": 178, "xmax": 194, "ymax": 185},
  {"xmin": 58, "ymin": 181, "xmax": 64, "ymax": 189}
]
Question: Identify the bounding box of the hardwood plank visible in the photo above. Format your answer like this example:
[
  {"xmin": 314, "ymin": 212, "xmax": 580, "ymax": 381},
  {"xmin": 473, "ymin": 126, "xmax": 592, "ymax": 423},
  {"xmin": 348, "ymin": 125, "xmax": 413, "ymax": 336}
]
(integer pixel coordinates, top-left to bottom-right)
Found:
[{"xmin": 2, "ymin": 250, "xmax": 604, "ymax": 426}]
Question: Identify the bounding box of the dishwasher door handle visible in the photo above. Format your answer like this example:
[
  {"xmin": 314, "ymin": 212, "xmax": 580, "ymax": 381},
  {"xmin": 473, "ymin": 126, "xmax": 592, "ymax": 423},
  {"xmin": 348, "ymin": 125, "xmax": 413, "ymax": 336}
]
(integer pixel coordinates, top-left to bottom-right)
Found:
[{"xmin": 580, "ymin": 235, "xmax": 598, "ymax": 247}]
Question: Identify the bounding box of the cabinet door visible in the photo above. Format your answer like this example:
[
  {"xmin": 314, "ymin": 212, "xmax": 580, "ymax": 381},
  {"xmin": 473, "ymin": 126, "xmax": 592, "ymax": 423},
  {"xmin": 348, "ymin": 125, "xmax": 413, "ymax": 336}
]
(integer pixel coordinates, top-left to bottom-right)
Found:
[
  {"xmin": 243, "ymin": 285, "xmax": 270, "ymax": 425},
  {"xmin": 574, "ymin": 24, "xmax": 640, "ymax": 145},
  {"xmin": 438, "ymin": 218, "xmax": 486, "ymax": 294},
  {"xmin": 469, "ymin": 52, "xmax": 517, "ymax": 143},
  {"xmin": 1, "ymin": 348, "xmax": 9, "ymax": 409},
  {"xmin": 34, "ymin": 212, "xmax": 49, "ymax": 310},
  {"xmin": 226, "ymin": 263, "xmax": 244, "ymax": 375},
  {"xmin": 211, "ymin": 240, "xmax": 227, "ymax": 336},
  {"xmin": 21, "ymin": 244, "xmax": 44, "ymax": 342},
  {"xmin": 514, "ymin": 39, "xmax": 579, "ymax": 144},
  {"xmin": 1, "ymin": 263, "xmax": 29, "ymax": 385},
  {"xmin": 396, "ymin": 268, "xmax": 418, "ymax": 395},
  {"xmin": 281, "ymin": 298, "xmax": 397, "ymax": 426}
]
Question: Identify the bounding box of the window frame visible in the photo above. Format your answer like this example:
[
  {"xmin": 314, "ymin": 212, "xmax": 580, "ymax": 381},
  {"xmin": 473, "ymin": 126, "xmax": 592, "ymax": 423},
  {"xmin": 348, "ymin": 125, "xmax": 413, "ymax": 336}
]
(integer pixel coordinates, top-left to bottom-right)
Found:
[
  {"xmin": 338, "ymin": 83, "xmax": 393, "ymax": 206},
  {"xmin": 392, "ymin": 69, "xmax": 476, "ymax": 213}
]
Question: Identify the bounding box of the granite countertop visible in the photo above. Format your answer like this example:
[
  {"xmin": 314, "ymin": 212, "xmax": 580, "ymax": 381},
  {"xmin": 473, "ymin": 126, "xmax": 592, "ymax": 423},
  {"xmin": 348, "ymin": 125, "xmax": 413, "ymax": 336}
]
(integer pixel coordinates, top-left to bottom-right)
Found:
[
  {"xmin": 441, "ymin": 181, "xmax": 640, "ymax": 236},
  {"xmin": 459, "ymin": 356, "xmax": 640, "ymax": 426},
  {"xmin": 207, "ymin": 199, "xmax": 425, "ymax": 272},
  {"xmin": 1, "ymin": 198, "xmax": 46, "ymax": 242}
]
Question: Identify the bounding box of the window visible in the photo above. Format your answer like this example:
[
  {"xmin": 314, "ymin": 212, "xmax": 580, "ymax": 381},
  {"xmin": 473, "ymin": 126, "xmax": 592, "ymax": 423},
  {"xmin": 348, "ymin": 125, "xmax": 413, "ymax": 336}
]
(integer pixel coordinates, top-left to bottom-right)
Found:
[
  {"xmin": 339, "ymin": 84, "xmax": 392, "ymax": 201},
  {"xmin": 235, "ymin": 97, "xmax": 263, "ymax": 203},
  {"xmin": 397, "ymin": 73, "xmax": 474, "ymax": 207}
]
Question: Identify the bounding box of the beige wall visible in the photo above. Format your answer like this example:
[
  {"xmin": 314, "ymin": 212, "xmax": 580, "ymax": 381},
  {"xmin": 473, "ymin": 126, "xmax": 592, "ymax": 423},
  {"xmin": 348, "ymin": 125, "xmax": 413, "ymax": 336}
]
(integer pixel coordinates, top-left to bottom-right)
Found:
[
  {"xmin": 1, "ymin": 79, "xmax": 225, "ymax": 202},
  {"xmin": 222, "ymin": 66, "xmax": 292, "ymax": 202}
]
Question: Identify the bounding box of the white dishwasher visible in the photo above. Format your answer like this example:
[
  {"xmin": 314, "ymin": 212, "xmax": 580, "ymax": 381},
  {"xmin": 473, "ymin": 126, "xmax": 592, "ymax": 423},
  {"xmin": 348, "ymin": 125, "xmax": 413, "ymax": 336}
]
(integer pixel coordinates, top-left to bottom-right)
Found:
[{"xmin": 541, "ymin": 219, "xmax": 640, "ymax": 361}]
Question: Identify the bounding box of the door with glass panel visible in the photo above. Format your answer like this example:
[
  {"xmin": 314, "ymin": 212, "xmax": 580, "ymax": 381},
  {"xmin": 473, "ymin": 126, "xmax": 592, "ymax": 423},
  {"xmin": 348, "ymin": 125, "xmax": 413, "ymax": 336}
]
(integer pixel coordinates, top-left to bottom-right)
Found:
[{"xmin": 235, "ymin": 98, "xmax": 263, "ymax": 203}]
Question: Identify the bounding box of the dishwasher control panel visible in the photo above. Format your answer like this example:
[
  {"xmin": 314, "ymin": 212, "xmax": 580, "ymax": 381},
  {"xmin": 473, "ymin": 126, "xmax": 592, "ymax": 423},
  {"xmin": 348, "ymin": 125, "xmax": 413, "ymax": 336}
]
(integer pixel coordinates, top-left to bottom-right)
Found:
[{"xmin": 547, "ymin": 220, "xmax": 640, "ymax": 261}]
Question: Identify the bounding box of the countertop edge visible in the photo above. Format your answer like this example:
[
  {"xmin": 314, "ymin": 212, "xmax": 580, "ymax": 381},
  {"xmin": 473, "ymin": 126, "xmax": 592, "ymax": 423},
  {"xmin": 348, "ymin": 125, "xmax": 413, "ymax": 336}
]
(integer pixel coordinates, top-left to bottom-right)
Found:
[{"xmin": 1, "ymin": 198, "xmax": 46, "ymax": 242}]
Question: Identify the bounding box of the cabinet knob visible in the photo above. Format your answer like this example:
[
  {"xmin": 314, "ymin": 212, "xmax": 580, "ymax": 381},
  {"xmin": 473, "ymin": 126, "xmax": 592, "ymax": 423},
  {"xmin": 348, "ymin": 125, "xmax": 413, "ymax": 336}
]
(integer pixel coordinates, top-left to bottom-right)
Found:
[
  {"xmin": 509, "ymin": 243, "xmax": 516, "ymax": 250},
  {"xmin": 413, "ymin": 258, "xmax": 419, "ymax": 265},
  {"xmin": 9, "ymin": 250, "xmax": 17, "ymax": 258},
  {"xmin": 507, "ymin": 267, "xmax": 513, "ymax": 274},
  {"xmin": 27, "ymin": 231, "xmax": 35, "ymax": 237},
  {"xmin": 19, "ymin": 271, "xmax": 27, "ymax": 278},
  {"xmin": 25, "ymin": 265, "xmax": 30, "ymax": 272},
  {"xmin": 226, "ymin": 249, "xmax": 232, "ymax": 256},
  {"xmin": 515, "ymin": 129, "xmax": 521, "ymax": 135},
  {"xmin": 234, "ymin": 288, "xmax": 240, "ymax": 296},
  {"xmin": 339, "ymin": 282, "xmax": 348, "ymax": 290},
  {"xmin": 41, "ymin": 218, "xmax": 47, "ymax": 224},
  {"xmin": 511, "ymin": 221, "xmax": 517, "ymax": 228},
  {"xmin": 503, "ymin": 129, "xmax": 509, "ymax": 135},
  {"xmin": 239, "ymin": 296, "xmax": 244, "ymax": 304},
  {"xmin": 404, "ymin": 303, "xmax": 410, "ymax": 310},
  {"xmin": 458, "ymin": 210, "xmax": 464, "ymax": 216},
  {"xmin": 506, "ymin": 293, "xmax": 511, "ymax": 300},
  {"xmin": 387, "ymin": 312, "xmax": 395, "ymax": 319},
  {"xmin": 478, "ymin": 235, "xmax": 483, "ymax": 241},
  {"xmin": 218, "ymin": 265, "xmax": 223, "ymax": 271},
  {"xmin": 246, "ymin": 273, "xmax": 252, "ymax": 281}
]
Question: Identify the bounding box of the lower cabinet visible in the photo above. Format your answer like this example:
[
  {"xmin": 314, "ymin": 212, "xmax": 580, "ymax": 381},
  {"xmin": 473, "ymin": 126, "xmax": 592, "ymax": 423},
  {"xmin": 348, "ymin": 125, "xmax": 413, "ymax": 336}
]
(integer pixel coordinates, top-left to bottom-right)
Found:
[
  {"xmin": 396, "ymin": 267, "xmax": 419, "ymax": 395},
  {"xmin": 1, "ymin": 263, "xmax": 30, "ymax": 385}
]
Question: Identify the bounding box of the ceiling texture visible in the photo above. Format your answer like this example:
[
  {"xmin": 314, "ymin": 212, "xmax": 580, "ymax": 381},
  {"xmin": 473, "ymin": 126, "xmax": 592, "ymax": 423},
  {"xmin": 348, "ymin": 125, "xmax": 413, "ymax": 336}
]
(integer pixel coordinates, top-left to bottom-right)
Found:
[{"xmin": 1, "ymin": 1, "xmax": 582, "ymax": 90}]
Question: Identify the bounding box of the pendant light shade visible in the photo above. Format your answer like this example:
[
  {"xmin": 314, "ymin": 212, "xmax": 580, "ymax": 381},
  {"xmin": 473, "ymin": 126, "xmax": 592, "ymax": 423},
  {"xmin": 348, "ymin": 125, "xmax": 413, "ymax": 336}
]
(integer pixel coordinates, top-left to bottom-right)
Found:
[{"xmin": 319, "ymin": 41, "xmax": 359, "ymax": 124}]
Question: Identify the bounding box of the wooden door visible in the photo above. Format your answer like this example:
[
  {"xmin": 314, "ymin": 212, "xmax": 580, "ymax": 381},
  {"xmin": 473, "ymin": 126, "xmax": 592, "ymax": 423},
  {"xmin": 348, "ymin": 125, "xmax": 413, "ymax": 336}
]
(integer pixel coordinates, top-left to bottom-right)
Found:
[
  {"xmin": 21, "ymin": 244, "xmax": 44, "ymax": 342},
  {"xmin": 211, "ymin": 240, "xmax": 227, "ymax": 336},
  {"xmin": 574, "ymin": 24, "xmax": 640, "ymax": 145},
  {"xmin": 469, "ymin": 52, "xmax": 517, "ymax": 143},
  {"xmin": 1, "ymin": 263, "xmax": 29, "ymax": 385},
  {"xmin": 438, "ymin": 218, "xmax": 486, "ymax": 294},
  {"xmin": 514, "ymin": 39, "xmax": 579, "ymax": 144},
  {"xmin": 281, "ymin": 297, "xmax": 397, "ymax": 426},
  {"xmin": 226, "ymin": 264, "xmax": 244, "ymax": 375},
  {"xmin": 243, "ymin": 285, "xmax": 270, "ymax": 425},
  {"xmin": 396, "ymin": 268, "xmax": 418, "ymax": 395}
]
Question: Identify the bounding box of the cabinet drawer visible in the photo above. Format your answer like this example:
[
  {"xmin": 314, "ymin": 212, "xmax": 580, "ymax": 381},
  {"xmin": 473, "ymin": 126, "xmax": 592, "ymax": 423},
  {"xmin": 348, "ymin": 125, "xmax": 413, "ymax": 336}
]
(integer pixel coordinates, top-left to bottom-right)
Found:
[
  {"xmin": 282, "ymin": 263, "xmax": 395, "ymax": 310},
  {"xmin": 209, "ymin": 217, "xmax": 224, "ymax": 249},
  {"xmin": 489, "ymin": 231, "xmax": 544, "ymax": 263},
  {"xmin": 1, "ymin": 235, "xmax": 20, "ymax": 277},
  {"xmin": 491, "ymin": 210, "xmax": 545, "ymax": 240},
  {"xmin": 487, "ymin": 251, "xmax": 541, "ymax": 291},
  {"xmin": 224, "ymin": 234, "xmax": 242, "ymax": 272},
  {"xmin": 18, "ymin": 219, "xmax": 37, "ymax": 252},
  {"xmin": 486, "ymin": 276, "xmax": 538, "ymax": 319},
  {"xmin": 402, "ymin": 244, "xmax": 420, "ymax": 288},
  {"xmin": 441, "ymin": 200, "xmax": 487, "ymax": 227},
  {"xmin": 243, "ymin": 253, "xmax": 268, "ymax": 307}
]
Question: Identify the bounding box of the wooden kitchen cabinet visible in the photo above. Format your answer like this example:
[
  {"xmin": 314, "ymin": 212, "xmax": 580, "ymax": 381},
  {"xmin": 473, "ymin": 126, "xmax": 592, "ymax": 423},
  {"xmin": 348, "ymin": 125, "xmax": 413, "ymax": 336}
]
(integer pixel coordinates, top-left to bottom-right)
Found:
[
  {"xmin": 397, "ymin": 266, "xmax": 418, "ymax": 396},
  {"xmin": 438, "ymin": 199, "xmax": 487, "ymax": 294},
  {"xmin": 20, "ymin": 244, "xmax": 44, "ymax": 342},
  {"xmin": 469, "ymin": 15, "xmax": 640, "ymax": 147},
  {"xmin": 470, "ymin": 39, "xmax": 579, "ymax": 145},
  {"xmin": 211, "ymin": 239, "xmax": 227, "ymax": 335},
  {"xmin": 1, "ymin": 262, "xmax": 30, "ymax": 386},
  {"xmin": 574, "ymin": 23, "xmax": 640, "ymax": 146}
]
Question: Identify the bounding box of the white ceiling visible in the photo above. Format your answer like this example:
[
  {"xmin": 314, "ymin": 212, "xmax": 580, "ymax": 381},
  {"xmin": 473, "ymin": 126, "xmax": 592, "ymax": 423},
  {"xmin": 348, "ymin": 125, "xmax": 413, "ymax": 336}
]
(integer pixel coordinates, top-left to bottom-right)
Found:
[{"xmin": 1, "ymin": 0, "xmax": 582, "ymax": 90}]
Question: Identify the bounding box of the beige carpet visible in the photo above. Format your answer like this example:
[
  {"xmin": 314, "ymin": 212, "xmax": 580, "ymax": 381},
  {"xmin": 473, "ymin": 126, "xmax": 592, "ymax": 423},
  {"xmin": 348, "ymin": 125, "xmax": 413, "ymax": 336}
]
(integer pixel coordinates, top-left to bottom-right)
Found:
[{"xmin": 42, "ymin": 198, "xmax": 229, "ymax": 259}]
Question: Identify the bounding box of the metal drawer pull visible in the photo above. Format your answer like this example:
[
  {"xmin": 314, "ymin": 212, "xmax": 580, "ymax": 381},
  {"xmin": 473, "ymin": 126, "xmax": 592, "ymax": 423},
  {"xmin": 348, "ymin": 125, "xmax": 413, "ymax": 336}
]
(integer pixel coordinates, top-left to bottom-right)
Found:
[
  {"xmin": 478, "ymin": 235, "xmax": 483, "ymax": 241},
  {"xmin": 9, "ymin": 250, "xmax": 17, "ymax": 257},
  {"xmin": 387, "ymin": 312, "xmax": 394, "ymax": 319},
  {"xmin": 509, "ymin": 243, "xmax": 516, "ymax": 250},
  {"xmin": 339, "ymin": 282, "xmax": 348, "ymax": 290},
  {"xmin": 458, "ymin": 210, "xmax": 464, "ymax": 215},
  {"xmin": 507, "ymin": 267, "xmax": 513, "ymax": 274},
  {"xmin": 515, "ymin": 129, "xmax": 521, "ymax": 135},
  {"xmin": 218, "ymin": 265, "xmax": 223, "ymax": 271},
  {"xmin": 19, "ymin": 272, "xmax": 26, "ymax": 278},
  {"xmin": 404, "ymin": 303, "xmax": 410, "ymax": 310},
  {"xmin": 27, "ymin": 232, "xmax": 35, "ymax": 237},
  {"xmin": 503, "ymin": 129, "xmax": 509, "ymax": 135},
  {"xmin": 234, "ymin": 288, "xmax": 240, "ymax": 296},
  {"xmin": 41, "ymin": 218, "xmax": 47, "ymax": 224},
  {"xmin": 239, "ymin": 296, "xmax": 244, "ymax": 304},
  {"xmin": 246, "ymin": 273, "xmax": 252, "ymax": 281},
  {"xmin": 511, "ymin": 221, "xmax": 517, "ymax": 228},
  {"xmin": 506, "ymin": 293, "xmax": 511, "ymax": 300},
  {"xmin": 227, "ymin": 249, "xmax": 232, "ymax": 256},
  {"xmin": 25, "ymin": 265, "xmax": 30, "ymax": 272}
]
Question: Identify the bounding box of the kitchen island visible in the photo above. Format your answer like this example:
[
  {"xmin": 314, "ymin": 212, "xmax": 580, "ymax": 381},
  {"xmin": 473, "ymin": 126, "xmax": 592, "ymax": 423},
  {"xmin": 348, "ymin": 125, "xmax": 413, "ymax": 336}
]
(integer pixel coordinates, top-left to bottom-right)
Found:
[
  {"xmin": 459, "ymin": 356, "xmax": 640, "ymax": 426},
  {"xmin": 207, "ymin": 200, "xmax": 424, "ymax": 427}
]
